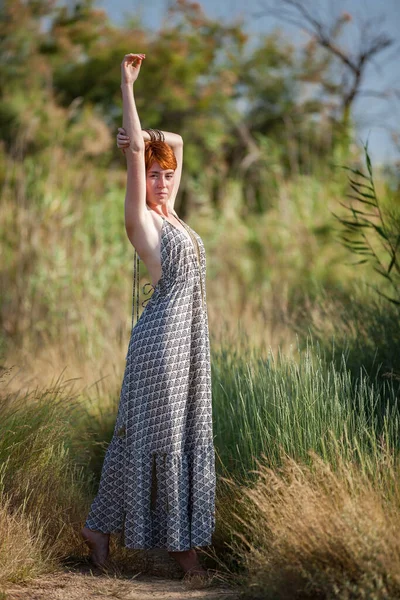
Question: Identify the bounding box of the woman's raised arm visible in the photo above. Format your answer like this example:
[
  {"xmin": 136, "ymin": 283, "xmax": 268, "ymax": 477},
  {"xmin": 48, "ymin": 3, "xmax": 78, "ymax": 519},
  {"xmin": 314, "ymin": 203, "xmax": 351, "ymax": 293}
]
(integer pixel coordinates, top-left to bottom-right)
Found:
[{"xmin": 120, "ymin": 53, "xmax": 147, "ymax": 237}]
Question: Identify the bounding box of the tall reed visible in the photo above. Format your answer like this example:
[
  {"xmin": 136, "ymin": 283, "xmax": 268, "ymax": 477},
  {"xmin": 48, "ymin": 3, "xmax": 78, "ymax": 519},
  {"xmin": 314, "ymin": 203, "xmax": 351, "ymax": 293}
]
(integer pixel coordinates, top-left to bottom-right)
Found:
[{"xmin": 212, "ymin": 332, "xmax": 400, "ymax": 482}]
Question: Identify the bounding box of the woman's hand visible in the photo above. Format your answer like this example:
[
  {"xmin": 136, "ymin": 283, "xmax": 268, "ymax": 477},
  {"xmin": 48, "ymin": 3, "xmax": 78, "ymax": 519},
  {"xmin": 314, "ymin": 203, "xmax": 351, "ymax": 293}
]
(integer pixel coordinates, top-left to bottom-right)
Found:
[
  {"xmin": 121, "ymin": 53, "xmax": 146, "ymax": 86},
  {"xmin": 117, "ymin": 127, "xmax": 130, "ymax": 154}
]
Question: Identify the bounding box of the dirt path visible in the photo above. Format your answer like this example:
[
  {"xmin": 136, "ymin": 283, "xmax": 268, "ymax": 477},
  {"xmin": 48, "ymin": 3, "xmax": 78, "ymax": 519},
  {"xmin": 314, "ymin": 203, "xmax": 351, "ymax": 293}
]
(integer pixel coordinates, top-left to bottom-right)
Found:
[{"xmin": 3, "ymin": 565, "xmax": 241, "ymax": 600}]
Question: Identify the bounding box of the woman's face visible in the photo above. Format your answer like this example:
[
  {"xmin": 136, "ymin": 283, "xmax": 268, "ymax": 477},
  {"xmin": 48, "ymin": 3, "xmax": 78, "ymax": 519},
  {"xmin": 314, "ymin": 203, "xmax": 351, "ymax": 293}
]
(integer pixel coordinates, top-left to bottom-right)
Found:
[{"xmin": 146, "ymin": 161, "xmax": 175, "ymax": 208}]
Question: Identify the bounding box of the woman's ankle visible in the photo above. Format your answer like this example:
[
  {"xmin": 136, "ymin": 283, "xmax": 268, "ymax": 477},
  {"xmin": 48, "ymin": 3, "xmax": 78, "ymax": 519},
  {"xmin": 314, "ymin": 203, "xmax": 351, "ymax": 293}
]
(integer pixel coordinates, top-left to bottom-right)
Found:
[{"xmin": 82, "ymin": 526, "xmax": 110, "ymax": 538}]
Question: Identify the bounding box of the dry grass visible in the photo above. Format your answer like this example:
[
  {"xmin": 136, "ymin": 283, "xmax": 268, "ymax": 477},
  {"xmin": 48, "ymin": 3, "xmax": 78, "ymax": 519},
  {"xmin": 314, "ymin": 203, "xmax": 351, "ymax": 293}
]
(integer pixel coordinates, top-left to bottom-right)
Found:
[
  {"xmin": 0, "ymin": 492, "xmax": 55, "ymax": 584},
  {"xmin": 0, "ymin": 371, "xmax": 91, "ymax": 585},
  {"xmin": 225, "ymin": 449, "xmax": 400, "ymax": 599}
]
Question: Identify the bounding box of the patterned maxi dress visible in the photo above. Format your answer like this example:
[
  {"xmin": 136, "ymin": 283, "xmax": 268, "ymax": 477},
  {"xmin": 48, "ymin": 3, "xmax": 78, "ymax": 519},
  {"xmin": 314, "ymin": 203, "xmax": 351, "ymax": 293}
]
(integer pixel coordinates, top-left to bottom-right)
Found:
[{"xmin": 84, "ymin": 212, "xmax": 216, "ymax": 551}]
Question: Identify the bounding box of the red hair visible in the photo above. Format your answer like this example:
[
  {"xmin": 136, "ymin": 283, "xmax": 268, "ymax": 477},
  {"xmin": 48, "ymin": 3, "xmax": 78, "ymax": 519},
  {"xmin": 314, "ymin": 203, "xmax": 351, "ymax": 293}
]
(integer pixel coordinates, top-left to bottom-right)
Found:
[{"xmin": 144, "ymin": 141, "xmax": 177, "ymax": 172}]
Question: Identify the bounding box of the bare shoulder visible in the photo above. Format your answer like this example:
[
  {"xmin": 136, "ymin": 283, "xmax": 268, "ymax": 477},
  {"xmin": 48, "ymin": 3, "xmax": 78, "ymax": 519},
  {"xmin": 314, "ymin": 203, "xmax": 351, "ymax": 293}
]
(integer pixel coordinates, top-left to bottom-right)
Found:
[{"xmin": 126, "ymin": 209, "xmax": 161, "ymax": 261}]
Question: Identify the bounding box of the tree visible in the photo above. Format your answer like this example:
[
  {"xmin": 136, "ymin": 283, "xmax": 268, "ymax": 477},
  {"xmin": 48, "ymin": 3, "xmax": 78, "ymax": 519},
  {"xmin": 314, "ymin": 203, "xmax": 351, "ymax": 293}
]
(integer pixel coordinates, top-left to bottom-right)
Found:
[{"xmin": 254, "ymin": 0, "xmax": 396, "ymax": 150}]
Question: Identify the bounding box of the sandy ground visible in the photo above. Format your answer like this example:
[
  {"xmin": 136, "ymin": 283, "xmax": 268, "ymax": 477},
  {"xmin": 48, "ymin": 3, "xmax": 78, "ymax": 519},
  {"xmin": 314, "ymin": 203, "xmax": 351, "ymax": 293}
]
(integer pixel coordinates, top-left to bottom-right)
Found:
[
  {"xmin": 3, "ymin": 570, "xmax": 240, "ymax": 600},
  {"xmin": 2, "ymin": 551, "xmax": 242, "ymax": 600}
]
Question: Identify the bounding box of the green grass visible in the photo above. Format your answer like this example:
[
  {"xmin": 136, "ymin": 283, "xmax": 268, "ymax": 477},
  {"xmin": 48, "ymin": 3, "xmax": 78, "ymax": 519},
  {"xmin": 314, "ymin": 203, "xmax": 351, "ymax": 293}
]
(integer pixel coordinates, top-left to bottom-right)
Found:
[
  {"xmin": 2, "ymin": 328, "xmax": 400, "ymax": 594},
  {"xmin": 212, "ymin": 332, "xmax": 400, "ymax": 483}
]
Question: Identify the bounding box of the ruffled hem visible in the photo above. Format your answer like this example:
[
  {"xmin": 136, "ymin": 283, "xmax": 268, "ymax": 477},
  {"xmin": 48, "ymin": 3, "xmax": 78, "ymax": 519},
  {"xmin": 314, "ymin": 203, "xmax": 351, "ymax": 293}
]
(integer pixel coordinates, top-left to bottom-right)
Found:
[{"xmin": 84, "ymin": 440, "xmax": 216, "ymax": 551}]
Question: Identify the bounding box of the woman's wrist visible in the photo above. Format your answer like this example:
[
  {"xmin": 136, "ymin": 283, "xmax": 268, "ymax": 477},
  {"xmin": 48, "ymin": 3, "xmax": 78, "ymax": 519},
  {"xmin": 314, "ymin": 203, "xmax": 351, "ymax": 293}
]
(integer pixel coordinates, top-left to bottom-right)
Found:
[{"xmin": 142, "ymin": 130, "xmax": 151, "ymax": 141}]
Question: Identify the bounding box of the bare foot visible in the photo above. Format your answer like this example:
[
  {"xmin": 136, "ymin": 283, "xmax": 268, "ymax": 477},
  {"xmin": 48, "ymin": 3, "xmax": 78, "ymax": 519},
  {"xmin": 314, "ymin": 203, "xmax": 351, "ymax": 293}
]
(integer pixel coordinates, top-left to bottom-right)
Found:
[
  {"xmin": 168, "ymin": 548, "xmax": 207, "ymax": 576},
  {"xmin": 81, "ymin": 526, "xmax": 110, "ymax": 568}
]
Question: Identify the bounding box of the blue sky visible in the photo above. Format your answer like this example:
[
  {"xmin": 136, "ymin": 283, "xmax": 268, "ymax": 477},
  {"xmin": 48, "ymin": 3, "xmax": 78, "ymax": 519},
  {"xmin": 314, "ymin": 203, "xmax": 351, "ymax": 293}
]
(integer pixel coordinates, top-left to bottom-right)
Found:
[{"xmin": 95, "ymin": 0, "xmax": 400, "ymax": 165}]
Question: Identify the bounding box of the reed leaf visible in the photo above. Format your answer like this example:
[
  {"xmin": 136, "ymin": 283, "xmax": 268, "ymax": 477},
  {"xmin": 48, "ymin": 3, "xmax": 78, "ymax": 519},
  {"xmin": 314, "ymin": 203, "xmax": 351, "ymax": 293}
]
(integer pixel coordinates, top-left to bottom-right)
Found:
[
  {"xmin": 334, "ymin": 143, "xmax": 400, "ymax": 306},
  {"xmin": 345, "ymin": 194, "xmax": 377, "ymax": 206}
]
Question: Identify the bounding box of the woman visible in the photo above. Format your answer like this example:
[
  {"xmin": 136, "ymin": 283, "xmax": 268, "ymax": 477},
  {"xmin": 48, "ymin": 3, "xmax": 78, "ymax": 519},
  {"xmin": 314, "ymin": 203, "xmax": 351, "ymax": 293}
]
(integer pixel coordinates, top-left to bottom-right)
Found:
[{"xmin": 81, "ymin": 54, "xmax": 216, "ymax": 578}]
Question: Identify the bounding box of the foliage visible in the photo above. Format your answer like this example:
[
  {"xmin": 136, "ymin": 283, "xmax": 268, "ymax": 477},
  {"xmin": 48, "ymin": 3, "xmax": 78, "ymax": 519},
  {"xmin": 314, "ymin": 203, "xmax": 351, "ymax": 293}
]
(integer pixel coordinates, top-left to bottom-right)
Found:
[
  {"xmin": 333, "ymin": 141, "xmax": 400, "ymax": 306},
  {"xmin": 0, "ymin": 0, "xmax": 357, "ymax": 209}
]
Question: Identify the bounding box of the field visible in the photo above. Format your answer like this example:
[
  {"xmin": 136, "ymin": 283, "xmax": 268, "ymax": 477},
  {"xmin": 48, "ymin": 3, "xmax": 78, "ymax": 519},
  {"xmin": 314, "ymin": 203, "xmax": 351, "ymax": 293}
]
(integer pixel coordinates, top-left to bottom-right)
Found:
[{"xmin": 2, "ymin": 134, "xmax": 400, "ymax": 599}]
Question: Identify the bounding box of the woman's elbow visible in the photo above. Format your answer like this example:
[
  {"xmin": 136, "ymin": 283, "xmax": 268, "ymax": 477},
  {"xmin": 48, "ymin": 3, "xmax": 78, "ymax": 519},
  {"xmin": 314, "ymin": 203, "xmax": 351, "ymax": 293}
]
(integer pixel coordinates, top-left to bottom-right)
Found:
[{"xmin": 126, "ymin": 144, "xmax": 145, "ymax": 156}]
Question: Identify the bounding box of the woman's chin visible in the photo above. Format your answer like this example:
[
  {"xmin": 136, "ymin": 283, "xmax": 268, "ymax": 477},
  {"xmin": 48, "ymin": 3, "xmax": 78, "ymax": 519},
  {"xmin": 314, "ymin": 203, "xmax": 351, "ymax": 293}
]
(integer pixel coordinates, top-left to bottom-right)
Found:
[
  {"xmin": 146, "ymin": 197, "xmax": 169, "ymax": 211},
  {"xmin": 155, "ymin": 196, "xmax": 169, "ymax": 205}
]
